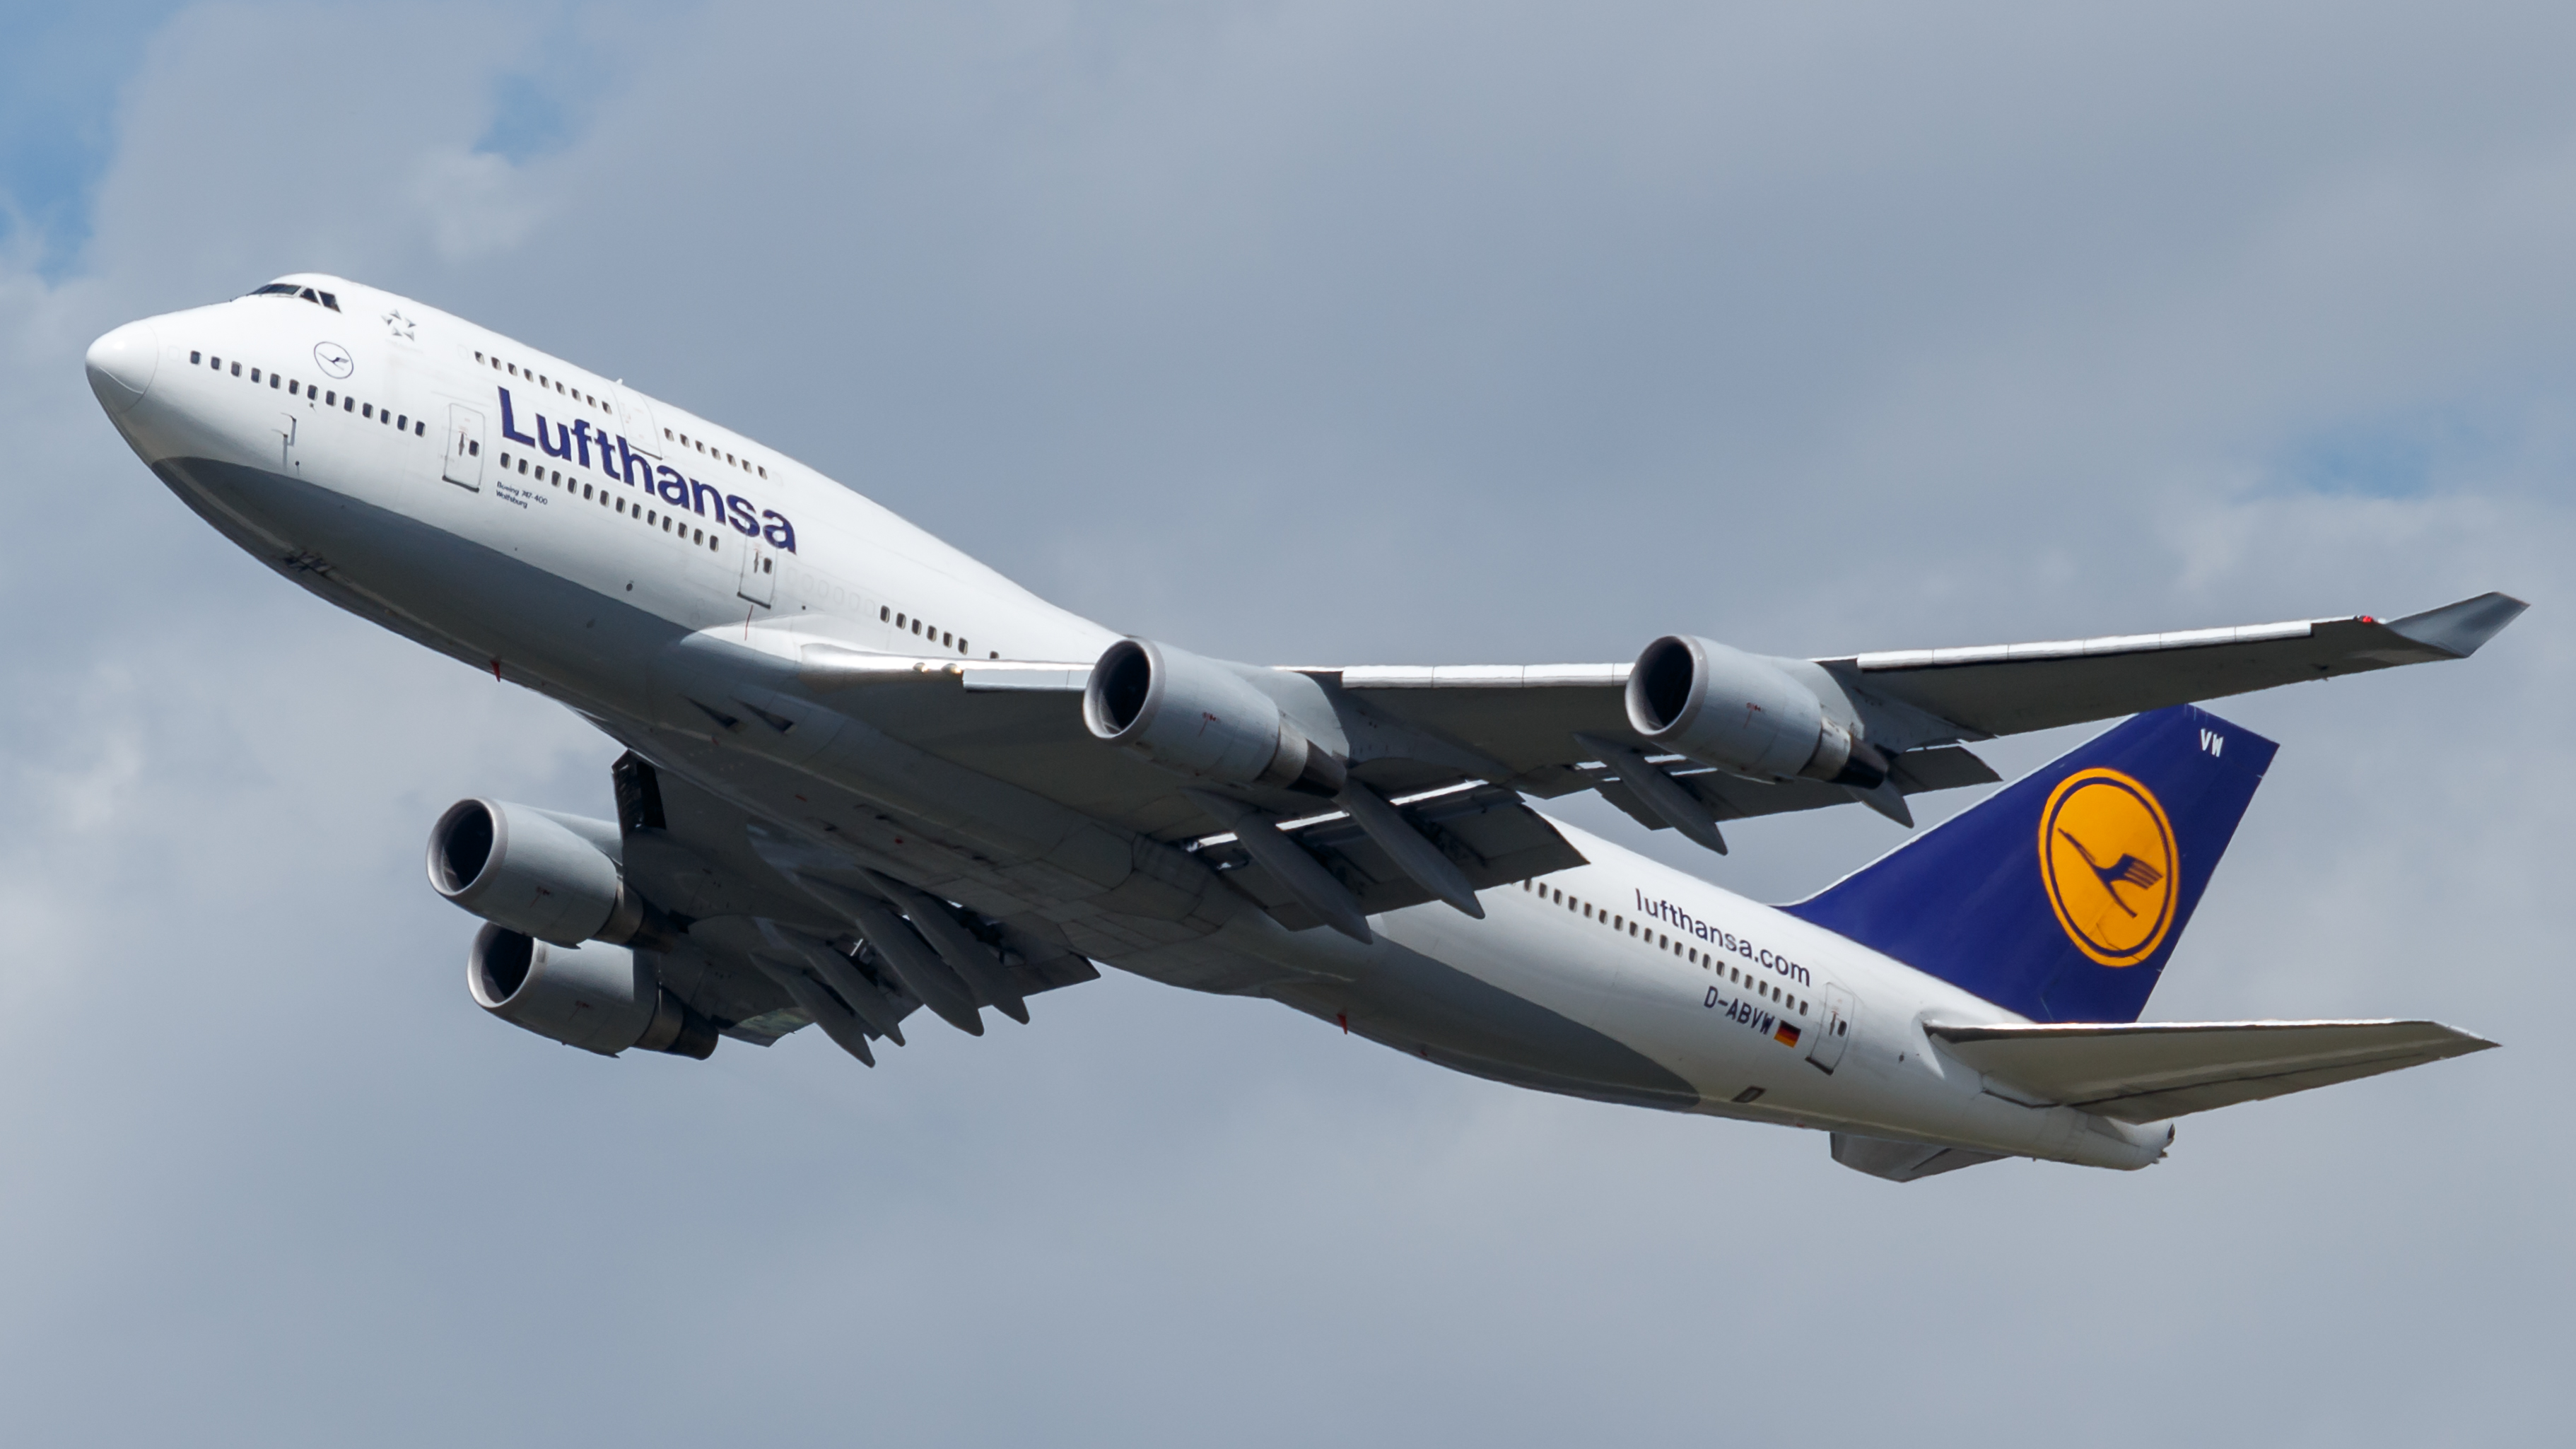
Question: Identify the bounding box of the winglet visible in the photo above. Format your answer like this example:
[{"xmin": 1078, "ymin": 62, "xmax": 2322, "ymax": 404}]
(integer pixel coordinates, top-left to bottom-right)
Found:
[{"xmin": 2385, "ymin": 592, "xmax": 2528, "ymax": 659}]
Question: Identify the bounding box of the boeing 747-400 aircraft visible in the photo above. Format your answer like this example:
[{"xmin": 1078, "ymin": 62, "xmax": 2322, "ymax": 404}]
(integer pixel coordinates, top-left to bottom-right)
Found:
[{"xmin": 85, "ymin": 275, "xmax": 2523, "ymax": 1180}]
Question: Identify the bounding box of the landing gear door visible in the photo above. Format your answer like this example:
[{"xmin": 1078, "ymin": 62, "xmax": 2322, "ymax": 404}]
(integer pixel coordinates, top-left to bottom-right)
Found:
[
  {"xmin": 1808, "ymin": 985, "xmax": 1856, "ymax": 1074},
  {"xmin": 737, "ymin": 541, "xmax": 775, "ymax": 607},
  {"xmin": 442, "ymin": 404, "xmax": 485, "ymax": 491}
]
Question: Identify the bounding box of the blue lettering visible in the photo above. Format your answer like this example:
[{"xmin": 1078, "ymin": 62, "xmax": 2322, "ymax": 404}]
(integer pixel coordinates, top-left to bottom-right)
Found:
[
  {"xmin": 497, "ymin": 387, "xmax": 535, "ymax": 445},
  {"xmin": 614, "ymin": 436, "xmax": 654, "ymax": 490},
  {"xmin": 498, "ymin": 389, "xmax": 800, "ymax": 563}
]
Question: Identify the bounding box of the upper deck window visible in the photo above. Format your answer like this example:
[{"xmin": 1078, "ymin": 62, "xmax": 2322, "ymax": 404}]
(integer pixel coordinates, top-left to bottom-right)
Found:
[{"xmin": 247, "ymin": 282, "xmax": 341, "ymax": 312}]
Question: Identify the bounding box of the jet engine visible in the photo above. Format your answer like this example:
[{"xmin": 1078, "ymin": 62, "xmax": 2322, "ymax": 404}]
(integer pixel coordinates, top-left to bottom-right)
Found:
[
  {"xmin": 1083, "ymin": 638, "xmax": 1346, "ymax": 793},
  {"xmin": 467, "ymin": 923, "xmax": 718, "ymax": 1058},
  {"xmin": 1625, "ymin": 635, "xmax": 1889, "ymax": 789},
  {"xmin": 428, "ymin": 798, "xmax": 646, "ymax": 946}
]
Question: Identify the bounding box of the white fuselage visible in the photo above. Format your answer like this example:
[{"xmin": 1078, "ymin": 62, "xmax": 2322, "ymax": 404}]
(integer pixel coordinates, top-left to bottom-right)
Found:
[{"xmin": 88, "ymin": 276, "xmax": 2169, "ymax": 1171}]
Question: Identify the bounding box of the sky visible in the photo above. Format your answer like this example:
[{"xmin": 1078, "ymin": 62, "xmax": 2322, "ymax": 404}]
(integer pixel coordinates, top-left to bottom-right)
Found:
[{"xmin": 1, "ymin": 1, "xmax": 2569, "ymax": 1443}]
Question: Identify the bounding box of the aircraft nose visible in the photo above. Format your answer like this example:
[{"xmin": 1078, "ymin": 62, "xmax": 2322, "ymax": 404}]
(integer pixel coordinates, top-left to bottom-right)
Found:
[{"xmin": 86, "ymin": 318, "xmax": 160, "ymax": 415}]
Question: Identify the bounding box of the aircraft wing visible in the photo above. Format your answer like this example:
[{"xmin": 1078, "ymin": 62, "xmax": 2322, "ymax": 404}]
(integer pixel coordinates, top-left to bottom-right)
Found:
[
  {"xmin": 606, "ymin": 753, "xmax": 1100, "ymax": 1058},
  {"xmin": 1925, "ymin": 1019, "xmax": 2496, "ymax": 1122},
  {"xmin": 1274, "ymin": 592, "xmax": 2519, "ymax": 832},
  {"xmin": 1818, "ymin": 590, "xmax": 2529, "ymax": 740},
  {"xmin": 771, "ymin": 592, "xmax": 2517, "ymax": 937},
  {"xmin": 1314, "ymin": 590, "xmax": 2525, "ymax": 759}
]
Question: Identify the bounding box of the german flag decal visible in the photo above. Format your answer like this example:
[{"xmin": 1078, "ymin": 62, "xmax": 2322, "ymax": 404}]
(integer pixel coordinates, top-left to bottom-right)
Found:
[{"xmin": 1773, "ymin": 1021, "xmax": 1802, "ymax": 1048}]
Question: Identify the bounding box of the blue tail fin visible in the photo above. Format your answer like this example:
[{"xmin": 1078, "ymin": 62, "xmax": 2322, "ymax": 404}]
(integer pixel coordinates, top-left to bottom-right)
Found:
[{"xmin": 1783, "ymin": 705, "xmax": 2276, "ymax": 1024}]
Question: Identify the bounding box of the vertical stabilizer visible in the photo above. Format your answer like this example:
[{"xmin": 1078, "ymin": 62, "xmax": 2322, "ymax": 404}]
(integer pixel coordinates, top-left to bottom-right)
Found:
[{"xmin": 1784, "ymin": 706, "xmax": 2276, "ymax": 1023}]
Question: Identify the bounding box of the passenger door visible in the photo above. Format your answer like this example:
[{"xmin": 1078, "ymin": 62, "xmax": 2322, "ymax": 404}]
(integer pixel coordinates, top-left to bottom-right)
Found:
[
  {"xmin": 276, "ymin": 411, "xmax": 298, "ymax": 473},
  {"xmin": 616, "ymin": 387, "xmax": 660, "ymax": 464},
  {"xmin": 1808, "ymin": 985, "xmax": 1856, "ymax": 1074},
  {"xmin": 442, "ymin": 404, "xmax": 485, "ymax": 491},
  {"xmin": 737, "ymin": 539, "xmax": 776, "ymax": 607}
]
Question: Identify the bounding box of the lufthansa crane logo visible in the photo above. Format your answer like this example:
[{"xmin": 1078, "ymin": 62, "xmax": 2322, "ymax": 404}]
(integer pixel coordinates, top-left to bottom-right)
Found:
[{"xmin": 2038, "ymin": 768, "xmax": 2178, "ymax": 967}]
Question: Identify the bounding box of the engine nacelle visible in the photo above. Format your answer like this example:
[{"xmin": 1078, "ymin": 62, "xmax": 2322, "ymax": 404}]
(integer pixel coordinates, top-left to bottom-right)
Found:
[
  {"xmin": 467, "ymin": 924, "xmax": 717, "ymax": 1059},
  {"xmin": 428, "ymin": 799, "xmax": 644, "ymax": 946},
  {"xmin": 1625, "ymin": 635, "xmax": 1887, "ymax": 788},
  {"xmin": 1082, "ymin": 638, "xmax": 1345, "ymax": 793}
]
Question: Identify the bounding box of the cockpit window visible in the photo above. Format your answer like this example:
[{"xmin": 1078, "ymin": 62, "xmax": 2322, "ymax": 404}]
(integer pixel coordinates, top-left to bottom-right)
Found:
[{"xmin": 246, "ymin": 282, "xmax": 341, "ymax": 312}]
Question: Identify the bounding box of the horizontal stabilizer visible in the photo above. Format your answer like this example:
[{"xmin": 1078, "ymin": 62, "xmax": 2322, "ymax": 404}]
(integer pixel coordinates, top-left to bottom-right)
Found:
[{"xmin": 1928, "ymin": 1019, "xmax": 2495, "ymax": 1122}]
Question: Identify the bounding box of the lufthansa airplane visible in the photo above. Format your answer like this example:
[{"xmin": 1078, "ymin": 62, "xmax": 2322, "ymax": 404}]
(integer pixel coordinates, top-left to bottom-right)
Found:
[{"xmin": 86, "ymin": 276, "xmax": 2523, "ymax": 1180}]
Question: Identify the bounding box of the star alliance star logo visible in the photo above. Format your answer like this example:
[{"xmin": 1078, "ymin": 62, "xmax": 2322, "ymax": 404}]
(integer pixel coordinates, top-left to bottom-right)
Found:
[{"xmin": 382, "ymin": 309, "xmax": 416, "ymax": 339}]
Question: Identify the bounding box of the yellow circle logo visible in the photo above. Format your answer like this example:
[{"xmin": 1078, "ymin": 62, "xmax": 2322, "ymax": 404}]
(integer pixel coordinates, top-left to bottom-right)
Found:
[{"xmin": 2038, "ymin": 768, "xmax": 2178, "ymax": 968}]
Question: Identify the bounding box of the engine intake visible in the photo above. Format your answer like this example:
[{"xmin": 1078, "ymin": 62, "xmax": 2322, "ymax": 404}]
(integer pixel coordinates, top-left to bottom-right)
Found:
[
  {"xmin": 1626, "ymin": 635, "xmax": 1887, "ymax": 789},
  {"xmin": 1083, "ymin": 638, "xmax": 1345, "ymax": 793},
  {"xmin": 428, "ymin": 799, "xmax": 647, "ymax": 946},
  {"xmin": 468, "ymin": 924, "xmax": 717, "ymax": 1059}
]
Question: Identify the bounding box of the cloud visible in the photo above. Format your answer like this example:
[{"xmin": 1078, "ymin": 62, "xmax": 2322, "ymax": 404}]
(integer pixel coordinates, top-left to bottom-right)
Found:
[{"xmin": 1, "ymin": 1, "xmax": 2568, "ymax": 1443}]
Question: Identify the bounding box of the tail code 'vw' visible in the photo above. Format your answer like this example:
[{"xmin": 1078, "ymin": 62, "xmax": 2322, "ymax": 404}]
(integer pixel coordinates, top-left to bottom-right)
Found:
[{"xmin": 1783, "ymin": 706, "xmax": 2276, "ymax": 1023}]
